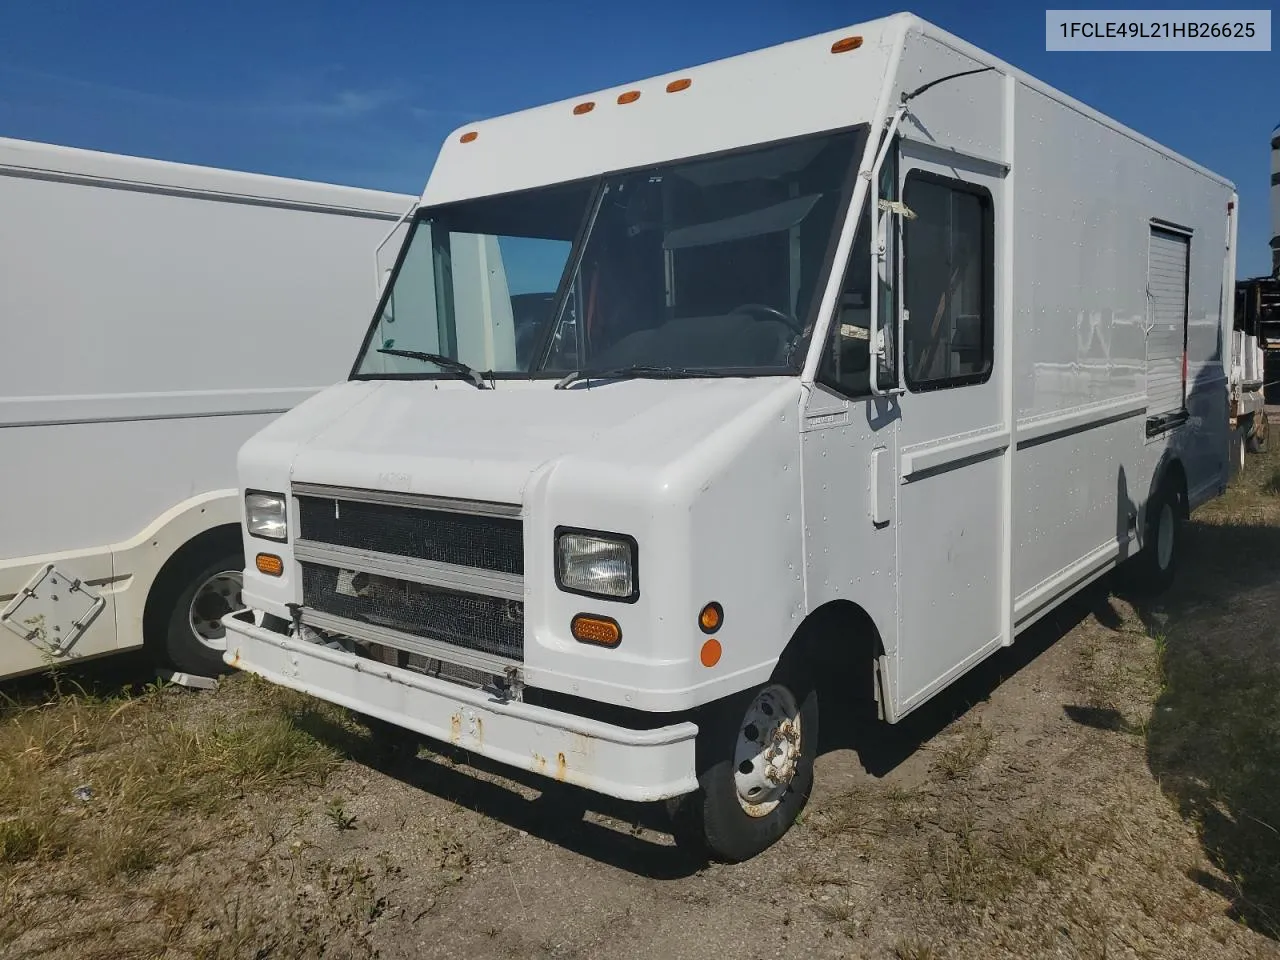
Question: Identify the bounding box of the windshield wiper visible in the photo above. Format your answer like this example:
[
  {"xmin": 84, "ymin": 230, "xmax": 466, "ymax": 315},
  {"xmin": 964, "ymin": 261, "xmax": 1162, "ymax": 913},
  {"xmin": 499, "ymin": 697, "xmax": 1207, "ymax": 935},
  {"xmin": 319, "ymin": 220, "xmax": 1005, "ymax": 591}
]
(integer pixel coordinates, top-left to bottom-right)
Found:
[
  {"xmin": 376, "ymin": 348, "xmax": 489, "ymax": 389},
  {"xmin": 554, "ymin": 365, "xmax": 733, "ymax": 390}
]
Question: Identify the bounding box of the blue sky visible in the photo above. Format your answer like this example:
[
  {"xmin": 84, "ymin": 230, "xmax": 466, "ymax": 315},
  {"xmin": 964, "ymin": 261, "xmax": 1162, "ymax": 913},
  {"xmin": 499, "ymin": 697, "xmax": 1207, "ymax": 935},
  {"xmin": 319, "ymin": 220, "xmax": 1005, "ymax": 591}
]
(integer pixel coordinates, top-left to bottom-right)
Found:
[{"xmin": 0, "ymin": 0, "xmax": 1274, "ymax": 276}]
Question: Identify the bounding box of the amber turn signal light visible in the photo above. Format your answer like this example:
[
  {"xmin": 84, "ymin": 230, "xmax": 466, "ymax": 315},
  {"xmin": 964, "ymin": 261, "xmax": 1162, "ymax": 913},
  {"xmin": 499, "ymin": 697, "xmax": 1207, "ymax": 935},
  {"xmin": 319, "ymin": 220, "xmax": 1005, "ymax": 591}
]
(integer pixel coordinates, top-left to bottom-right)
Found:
[
  {"xmin": 255, "ymin": 553, "xmax": 283, "ymax": 577},
  {"xmin": 571, "ymin": 614, "xmax": 622, "ymax": 648},
  {"xmin": 698, "ymin": 602, "xmax": 723, "ymax": 634}
]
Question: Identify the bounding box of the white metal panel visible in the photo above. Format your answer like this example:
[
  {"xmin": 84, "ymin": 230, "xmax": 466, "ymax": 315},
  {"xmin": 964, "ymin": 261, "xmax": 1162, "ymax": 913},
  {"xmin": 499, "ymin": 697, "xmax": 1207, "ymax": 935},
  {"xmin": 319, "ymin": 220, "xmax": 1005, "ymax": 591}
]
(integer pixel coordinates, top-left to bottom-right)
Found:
[
  {"xmin": 422, "ymin": 18, "xmax": 906, "ymax": 207},
  {"xmin": 799, "ymin": 387, "xmax": 900, "ymax": 709},
  {"xmin": 1007, "ymin": 75, "xmax": 1230, "ymax": 646},
  {"xmin": 1146, "ymin": 228, "xmax": 1189, "ymax": 417},
  {"xmin": 892, "ymin": 141, "xmax": 1007, "ymax": 710},
  {"xmin": 0, "ymin": 137, "xmax": 410, "ymax": 215},
  {"xmin": 0, "ymin": 162, "xmax": 413, "ymax": 561},
  {"xmin": 243, "ymin": 377, "xmax": 806, "ymax": 713}
]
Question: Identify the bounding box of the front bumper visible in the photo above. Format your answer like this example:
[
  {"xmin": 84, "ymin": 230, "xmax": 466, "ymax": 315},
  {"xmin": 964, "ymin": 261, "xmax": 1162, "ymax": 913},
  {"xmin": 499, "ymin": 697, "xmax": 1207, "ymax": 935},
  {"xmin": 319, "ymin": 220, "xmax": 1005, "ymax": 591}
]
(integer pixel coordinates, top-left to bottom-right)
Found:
[{"xmin": 221, "ymin": 617, "xmax": 700, "ymax": 803}]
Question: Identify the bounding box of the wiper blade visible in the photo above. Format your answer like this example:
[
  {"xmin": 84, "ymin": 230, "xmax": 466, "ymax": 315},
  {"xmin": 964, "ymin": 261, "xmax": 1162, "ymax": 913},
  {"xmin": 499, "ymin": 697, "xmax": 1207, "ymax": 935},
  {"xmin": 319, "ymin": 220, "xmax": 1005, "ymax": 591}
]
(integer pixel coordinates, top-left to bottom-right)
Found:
[
  {"xmin": 554, "ymin": 365, "xmax": 731, "ymax": 390},
  {"xmin": 376, "ymin": 348, "xmax": 489, "ymax": 389}
]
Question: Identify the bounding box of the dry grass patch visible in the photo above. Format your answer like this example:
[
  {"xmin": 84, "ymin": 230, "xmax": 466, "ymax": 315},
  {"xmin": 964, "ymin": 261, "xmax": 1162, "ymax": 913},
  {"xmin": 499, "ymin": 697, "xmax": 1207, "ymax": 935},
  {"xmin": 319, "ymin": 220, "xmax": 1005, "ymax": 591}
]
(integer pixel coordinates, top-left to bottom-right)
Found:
[
  {"xmin": 1146, "ymin": 441, "xmax": 1280, "ymax": 940},
  {"xmin": 0, "ymin": 671, "xmax": 348, "ymax": 956}
]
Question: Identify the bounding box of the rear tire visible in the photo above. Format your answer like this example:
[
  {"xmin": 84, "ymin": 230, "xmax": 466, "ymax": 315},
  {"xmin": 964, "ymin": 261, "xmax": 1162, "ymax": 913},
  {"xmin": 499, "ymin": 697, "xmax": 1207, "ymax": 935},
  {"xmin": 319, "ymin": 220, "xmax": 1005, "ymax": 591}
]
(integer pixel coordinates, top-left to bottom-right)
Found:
[
  {"xmin": 1126, "ymin": 478, "xmax": 1184, "ymax": 596},
  {"xmin": 155, "ymin": 548, "xmax": 246, "ymax": 677},
  {"xmin": 668, "ymin": 663, "xmax": 818, "ymax": 863}
]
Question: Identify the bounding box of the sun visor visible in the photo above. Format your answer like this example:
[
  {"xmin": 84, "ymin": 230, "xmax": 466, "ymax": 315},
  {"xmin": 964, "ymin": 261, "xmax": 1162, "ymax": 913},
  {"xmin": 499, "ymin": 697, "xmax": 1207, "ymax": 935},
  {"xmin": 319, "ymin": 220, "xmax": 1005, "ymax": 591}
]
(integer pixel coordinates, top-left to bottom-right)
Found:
[{"xmin": 663, "ymin": 193, "xmax": 821, "ymax": 250}]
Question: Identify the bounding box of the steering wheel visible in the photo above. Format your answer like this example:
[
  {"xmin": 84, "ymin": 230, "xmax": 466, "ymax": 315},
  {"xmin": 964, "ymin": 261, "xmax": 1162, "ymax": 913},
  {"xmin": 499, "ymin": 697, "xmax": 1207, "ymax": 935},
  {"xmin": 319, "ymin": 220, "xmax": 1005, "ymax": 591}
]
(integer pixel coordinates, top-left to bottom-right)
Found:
[{"xmin": 730, "ymin": 302, "xmax": 804, "ymax": 335}]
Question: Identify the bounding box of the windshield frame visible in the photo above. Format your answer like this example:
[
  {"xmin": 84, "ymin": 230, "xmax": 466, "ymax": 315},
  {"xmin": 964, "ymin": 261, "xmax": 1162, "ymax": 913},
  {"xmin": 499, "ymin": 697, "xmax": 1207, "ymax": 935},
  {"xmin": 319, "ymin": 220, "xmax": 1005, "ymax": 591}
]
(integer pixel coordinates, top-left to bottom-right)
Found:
[{"xmin": 349, "ymin": 124, "xmax": 869, "ymax": 383}]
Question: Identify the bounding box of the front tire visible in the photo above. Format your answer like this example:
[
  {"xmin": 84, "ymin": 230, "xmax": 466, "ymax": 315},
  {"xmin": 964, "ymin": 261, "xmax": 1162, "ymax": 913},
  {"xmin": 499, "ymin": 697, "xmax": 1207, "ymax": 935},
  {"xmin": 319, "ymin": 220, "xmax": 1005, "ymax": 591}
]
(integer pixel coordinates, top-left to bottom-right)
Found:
[
  {"xmin": 156, "ymin": 548, "xmax": 247, "ymax": 677},
  {"xmin": 669, "ymin": 665, "xmax": 818, "ymax": 862}
]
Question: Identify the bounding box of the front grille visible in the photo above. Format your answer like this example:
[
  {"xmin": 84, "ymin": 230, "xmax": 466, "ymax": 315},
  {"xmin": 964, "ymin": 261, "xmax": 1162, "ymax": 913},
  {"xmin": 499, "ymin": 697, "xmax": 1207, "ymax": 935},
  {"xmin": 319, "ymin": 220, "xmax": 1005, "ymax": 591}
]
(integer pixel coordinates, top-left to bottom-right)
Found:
[
  {"xmin": 301, "ymin": 563, "xmax": 523, "ymax": 661},
  {"xmin": 294, "ymin": 486, "xmax": 525, "ymax": 668},
  {"xmin": 297, "ymin": 495, "xmax": 523, "ymax": 575}
]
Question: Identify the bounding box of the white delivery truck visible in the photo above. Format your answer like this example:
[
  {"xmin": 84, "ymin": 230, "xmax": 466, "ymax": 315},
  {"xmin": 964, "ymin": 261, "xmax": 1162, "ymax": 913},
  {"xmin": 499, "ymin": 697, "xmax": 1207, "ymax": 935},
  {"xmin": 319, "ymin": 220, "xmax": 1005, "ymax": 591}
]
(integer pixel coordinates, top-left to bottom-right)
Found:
[
  {"xmin": 0, "ymin": 137, "xmax": 414, "ymax": 681},
  {"xmin": 222, "ymin": 13, "xmax": 1235, "ymax": 861}
]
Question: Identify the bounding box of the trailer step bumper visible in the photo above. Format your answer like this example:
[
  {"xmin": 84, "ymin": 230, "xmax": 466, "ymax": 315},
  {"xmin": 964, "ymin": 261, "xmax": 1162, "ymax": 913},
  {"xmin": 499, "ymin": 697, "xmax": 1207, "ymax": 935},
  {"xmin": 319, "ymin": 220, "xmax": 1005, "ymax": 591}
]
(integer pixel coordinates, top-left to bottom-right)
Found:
[{"xmin": 221, "ymin": 617, "xmax": 699, "ymax": 803}]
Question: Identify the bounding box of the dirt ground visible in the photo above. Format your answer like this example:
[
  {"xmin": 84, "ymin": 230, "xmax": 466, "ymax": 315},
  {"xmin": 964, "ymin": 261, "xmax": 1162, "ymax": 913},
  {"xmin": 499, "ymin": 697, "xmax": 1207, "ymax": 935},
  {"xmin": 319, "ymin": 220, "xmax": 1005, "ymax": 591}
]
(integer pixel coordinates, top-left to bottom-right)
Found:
[{"xmin": 4, "ymin": 451, "xmax": 1280, "ymax": 959}]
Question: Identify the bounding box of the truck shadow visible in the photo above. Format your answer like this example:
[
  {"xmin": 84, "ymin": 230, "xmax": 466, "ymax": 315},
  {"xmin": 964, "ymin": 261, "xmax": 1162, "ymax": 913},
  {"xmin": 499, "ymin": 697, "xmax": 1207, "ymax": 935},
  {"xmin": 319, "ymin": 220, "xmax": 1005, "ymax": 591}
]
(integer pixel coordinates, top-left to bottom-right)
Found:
[
  {"xmin": 299, "ymin": 586, "xmax": 1111, "ymax": 880},
  {"xmin": 1137, "ymin": 518, "xmax": 1280, "ymax": 940},
  {"xmin": 817, "ymin": 581, "xmax": 1100, "ymax": 774},
  {"xmin": 301, "ymin": 515, "xmax": 1280, "ymax": 898},
  {"xmin": 295, "ymin": 709, "xmax": 706, "ymax": 879}
]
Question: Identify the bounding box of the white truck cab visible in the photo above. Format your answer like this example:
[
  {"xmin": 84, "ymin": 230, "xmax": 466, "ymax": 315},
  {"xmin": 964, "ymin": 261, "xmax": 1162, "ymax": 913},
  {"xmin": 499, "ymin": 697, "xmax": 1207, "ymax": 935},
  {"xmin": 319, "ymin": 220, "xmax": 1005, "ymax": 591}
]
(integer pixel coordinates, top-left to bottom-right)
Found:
[{"xmin": 224, "ymin": 13, "xmax": 1234, "ymax": 861}]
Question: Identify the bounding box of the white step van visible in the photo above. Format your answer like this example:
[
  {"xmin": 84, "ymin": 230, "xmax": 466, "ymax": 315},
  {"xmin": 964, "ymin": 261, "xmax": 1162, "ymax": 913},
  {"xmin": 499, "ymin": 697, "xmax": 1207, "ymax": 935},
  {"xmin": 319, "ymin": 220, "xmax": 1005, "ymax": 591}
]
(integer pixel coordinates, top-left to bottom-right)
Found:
[
  {"xmin": 222, "ymin": 14, "xmax": 1235, "ymax": 860},
  {"xmin": 0, "ymin": 138, "xmax": 414, "ymax": 680}
]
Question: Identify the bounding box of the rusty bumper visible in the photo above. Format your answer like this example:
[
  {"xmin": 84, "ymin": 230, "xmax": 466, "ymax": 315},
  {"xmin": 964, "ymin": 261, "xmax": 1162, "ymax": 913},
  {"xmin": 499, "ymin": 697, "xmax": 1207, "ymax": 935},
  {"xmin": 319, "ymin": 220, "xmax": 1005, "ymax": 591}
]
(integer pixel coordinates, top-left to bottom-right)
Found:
[{"xmin": 222, "ymin": 617, "xmax": 699, "ymax": 803}]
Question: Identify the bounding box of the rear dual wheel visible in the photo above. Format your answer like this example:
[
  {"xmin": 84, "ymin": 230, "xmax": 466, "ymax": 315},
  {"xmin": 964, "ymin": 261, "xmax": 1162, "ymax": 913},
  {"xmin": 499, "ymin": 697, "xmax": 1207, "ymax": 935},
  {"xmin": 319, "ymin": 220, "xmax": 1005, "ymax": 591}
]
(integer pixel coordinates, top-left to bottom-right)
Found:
[
  {"xmin": 1125, "ymin": 477, "xmax": 1184, "ymax": 596},
  {"xmin": 670, "ymin": 665, "xmax": 818, "ymax": 862}
]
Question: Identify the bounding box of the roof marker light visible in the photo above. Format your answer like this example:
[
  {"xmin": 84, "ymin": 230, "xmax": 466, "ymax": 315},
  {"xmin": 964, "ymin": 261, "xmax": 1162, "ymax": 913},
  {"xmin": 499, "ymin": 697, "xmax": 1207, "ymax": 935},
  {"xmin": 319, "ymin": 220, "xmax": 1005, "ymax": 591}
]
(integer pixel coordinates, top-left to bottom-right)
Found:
[
  {"xmin": 459, "ymin": 131, "xmax": 478, "ymax": 143},
  {"xmin": 831, "ymin": 36, "xmax": 864, "ymax": 53},
  {"xmin": 665, "ymin": 78, "xmax": 692, "ymax": 93},
  {"xmin": 573, "ymin": 101, "xmax": 596, "ymax": 115},
  {"xmin": 617, "ymin": 90, "xmax": 641, "ymax": 105}
]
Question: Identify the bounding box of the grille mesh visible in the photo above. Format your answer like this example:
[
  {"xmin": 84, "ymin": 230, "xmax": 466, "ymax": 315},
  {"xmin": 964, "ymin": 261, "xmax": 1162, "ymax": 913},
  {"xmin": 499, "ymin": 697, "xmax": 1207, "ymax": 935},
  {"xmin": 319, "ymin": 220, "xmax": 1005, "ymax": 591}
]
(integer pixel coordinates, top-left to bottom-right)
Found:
[
  {"xmin": 297, "ymin": 496, "xmax": 523, "ymax": 574},
  {"xmin": 301, "ymin": 563, "xmax": 523, "ymax": 661}
]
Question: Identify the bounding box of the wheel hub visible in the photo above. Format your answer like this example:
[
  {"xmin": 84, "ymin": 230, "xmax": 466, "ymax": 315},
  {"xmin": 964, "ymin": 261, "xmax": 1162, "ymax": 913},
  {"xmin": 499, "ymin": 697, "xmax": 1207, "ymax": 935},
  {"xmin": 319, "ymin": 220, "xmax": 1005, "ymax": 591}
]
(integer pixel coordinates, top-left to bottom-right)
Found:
[
  {"xmin": 732, "ymin": 684, "xmax": 802, "ymax": 817},
  {"xmin": 189, "ymin": 571, "xmax": 245, "ymax": 648}
]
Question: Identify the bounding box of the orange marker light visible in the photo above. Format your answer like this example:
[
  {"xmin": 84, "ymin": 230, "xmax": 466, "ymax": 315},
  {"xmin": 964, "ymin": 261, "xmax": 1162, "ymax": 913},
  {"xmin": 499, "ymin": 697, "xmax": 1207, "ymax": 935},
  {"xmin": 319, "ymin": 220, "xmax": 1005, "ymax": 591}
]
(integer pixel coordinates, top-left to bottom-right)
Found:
[
  {"xmin": 573, "ymin": 101, "xmax": 595, "ymax": 115},
  {"xmin": 571, "ymin": 614, "xmax": 621, "ymax": 648},
  {"xmin": 617, "ymin": 90, "xmax": 641, "ymax": 105},
  {"xmin": 255, "ymin": 553, "xmax": 283, "ymax": 577},
  {"xmin": 459, "ymin": 131, "xmax": 478, "ymax": 143},
  {"xmin": 830, "ymin": 36, "xmax": 864, "ymax": 53},
  {"xmin": 698, "ymin": 602, "xmax": 723, "ymax": 634},
  {"xmin": 665, "ymin": 78, "xmax": 692, "ymax": 93},
  {"xmin": 700, "ymin": 638, "xmax": 722, "ymax": 668}
]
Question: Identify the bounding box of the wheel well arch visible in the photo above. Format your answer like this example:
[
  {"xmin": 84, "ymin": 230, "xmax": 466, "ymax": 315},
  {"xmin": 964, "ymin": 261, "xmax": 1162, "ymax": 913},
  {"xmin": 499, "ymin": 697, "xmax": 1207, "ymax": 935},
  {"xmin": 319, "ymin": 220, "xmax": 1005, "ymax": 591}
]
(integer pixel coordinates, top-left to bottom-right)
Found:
[
  {"xmin": 784, "ymin": 599, "xmax": 886, "ymax": 701},
  {"xmin": 141, "ymin": 523, "xmax": 243, "ymax": 651},
  {"xmin": 1153, "ymin": 454, "xmax": 1190, "ymax": 518}
]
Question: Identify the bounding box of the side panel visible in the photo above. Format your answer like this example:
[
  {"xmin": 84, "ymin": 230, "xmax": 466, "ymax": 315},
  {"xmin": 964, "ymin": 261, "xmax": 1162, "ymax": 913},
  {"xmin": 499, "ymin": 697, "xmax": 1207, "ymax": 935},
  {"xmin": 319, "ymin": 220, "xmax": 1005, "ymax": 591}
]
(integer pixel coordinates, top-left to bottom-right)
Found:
[
  {"xmin": 0, "ymin": 171, "xmax": 401, "ymax": 558},
  {"xmin": 799, "ymin": 388, "xmax": 900, "ymax": 708},
  {"xmin": 1008, "ymin": 80, "xmax": 1230, "ymax": 609},
  {"xmin": 0, "ymin": 168, "xmax": 408, "ymax": 674},
  {"xmin": 0, "ymin": 491, "xmax": 240, "ymax": 678}
]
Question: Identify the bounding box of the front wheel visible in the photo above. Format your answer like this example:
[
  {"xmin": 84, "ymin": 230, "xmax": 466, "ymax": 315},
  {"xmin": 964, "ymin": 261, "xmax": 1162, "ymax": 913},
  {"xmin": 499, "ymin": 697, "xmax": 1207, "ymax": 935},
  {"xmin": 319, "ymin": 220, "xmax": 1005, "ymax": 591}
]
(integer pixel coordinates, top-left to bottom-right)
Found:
[
  {"xmin": 155, "ymin": 549, "xmax": 247, "ymax": 677},
  {"xmin": 669, "ymin": 668, "xmax": 818, "ymax": 862}
]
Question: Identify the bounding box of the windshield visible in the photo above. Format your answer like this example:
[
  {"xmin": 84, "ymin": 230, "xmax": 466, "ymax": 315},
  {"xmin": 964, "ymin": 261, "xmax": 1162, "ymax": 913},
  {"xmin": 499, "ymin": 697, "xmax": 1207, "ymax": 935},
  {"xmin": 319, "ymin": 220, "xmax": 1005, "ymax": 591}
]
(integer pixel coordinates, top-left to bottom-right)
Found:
[{"xmin": 353, "ymin": 128, "xmax": 864, "ymax": 379}]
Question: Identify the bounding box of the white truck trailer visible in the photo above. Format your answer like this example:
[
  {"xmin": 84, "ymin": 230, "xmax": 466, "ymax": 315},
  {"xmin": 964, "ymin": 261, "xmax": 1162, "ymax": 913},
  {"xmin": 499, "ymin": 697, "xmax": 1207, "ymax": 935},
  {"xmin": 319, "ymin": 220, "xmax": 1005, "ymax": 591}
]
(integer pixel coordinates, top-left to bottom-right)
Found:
[
  {"xmin": 0, "ymin": 138, "xmax": 414, "ymax": 680},
  {"xmin": 222, "ymin": 13, "xmax": 1235, "ymax": 861}
]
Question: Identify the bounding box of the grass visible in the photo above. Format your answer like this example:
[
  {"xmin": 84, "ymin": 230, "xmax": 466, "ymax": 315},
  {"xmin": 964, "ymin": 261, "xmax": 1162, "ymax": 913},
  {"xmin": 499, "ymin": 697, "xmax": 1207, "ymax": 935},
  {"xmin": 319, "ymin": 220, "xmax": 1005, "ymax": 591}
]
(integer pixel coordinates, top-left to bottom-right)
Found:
[
  {"xmin": 792, "ymin": 442, "xmax": 1280, "ymax": 957},
  {"xmin": 0, "ymin": 671, "xmax": 347, "ymax": 956},
  {"xmin": 1146, "ymin": 441, "xmax": 1280, "ymax": 939},
  {"xmin": 930, "ymin": 721, "xmax": 994, "ymax": 780}
]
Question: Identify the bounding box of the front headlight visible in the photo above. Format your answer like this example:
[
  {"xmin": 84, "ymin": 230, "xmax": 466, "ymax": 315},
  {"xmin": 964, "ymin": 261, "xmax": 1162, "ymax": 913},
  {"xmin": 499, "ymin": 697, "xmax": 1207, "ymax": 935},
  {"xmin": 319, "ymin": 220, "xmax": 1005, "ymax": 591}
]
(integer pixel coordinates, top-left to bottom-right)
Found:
[
  {"xmin": 555, "ymin": 529, "xmax": 638, "ymax": 602},
  {"xmin": 245, "ymin": 491, "xmax": 288, "ymax": 542}
]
